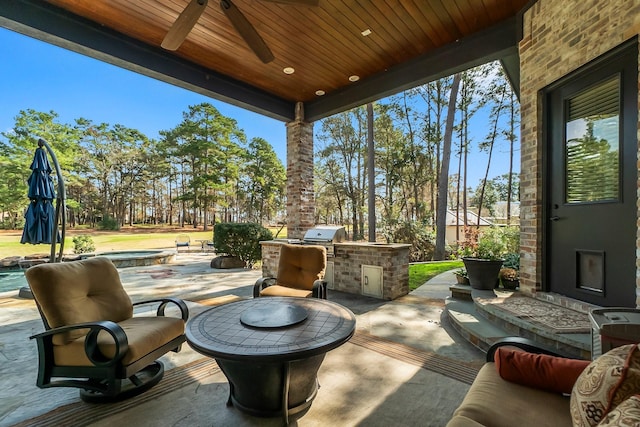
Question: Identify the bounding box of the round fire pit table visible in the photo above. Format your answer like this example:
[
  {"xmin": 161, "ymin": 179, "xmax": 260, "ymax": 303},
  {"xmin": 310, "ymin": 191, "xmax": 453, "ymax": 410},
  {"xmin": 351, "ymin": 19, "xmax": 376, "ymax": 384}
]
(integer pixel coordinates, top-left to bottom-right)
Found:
[{"xmin": 186, "ymin": 297, "xmax": 356, "ymax": 424}]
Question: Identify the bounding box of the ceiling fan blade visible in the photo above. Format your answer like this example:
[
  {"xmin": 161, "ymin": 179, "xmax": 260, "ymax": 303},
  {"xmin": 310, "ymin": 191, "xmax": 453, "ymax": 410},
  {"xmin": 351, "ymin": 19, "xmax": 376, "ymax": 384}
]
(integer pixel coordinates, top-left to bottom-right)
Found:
[
  {"xmin": 220, "ymin": 0, "xmax": 275, "ymax": 64},
  {"xmin": 162, "ymin": 0, "xmax": 209, "ymax": 51},
  {"xmin": 262, "ymin": 0, "xmax": 319, "ymax": 5}
]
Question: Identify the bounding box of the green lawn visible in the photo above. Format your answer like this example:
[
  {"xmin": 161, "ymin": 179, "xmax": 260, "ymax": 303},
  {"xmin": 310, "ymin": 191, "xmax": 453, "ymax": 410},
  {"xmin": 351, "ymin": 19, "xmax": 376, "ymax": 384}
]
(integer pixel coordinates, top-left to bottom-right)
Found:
[
  {"xmin": 408, "ymin": 260, "xmax": 464, "ymax": 291},
  {"xmin": 0, "ymin": 226, "xmax": 286, "ymax": 259},
  {"xmin": 0, "ymin": 229, "xmax": 215, "ymax": 258}
]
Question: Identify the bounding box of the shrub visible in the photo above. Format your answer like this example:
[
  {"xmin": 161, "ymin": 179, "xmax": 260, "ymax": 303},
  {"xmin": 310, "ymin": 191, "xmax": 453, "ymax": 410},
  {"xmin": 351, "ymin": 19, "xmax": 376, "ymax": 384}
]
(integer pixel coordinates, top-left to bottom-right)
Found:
[
  {"xmin": 502, "ymin": 226, "xmax": 520, "ymax": 254},
  {"xmin": 213, "ymin": 222, "xmax": 273, "ymax": 267},
  {"xmin": 0, "ymin": 215, "xmax": 24, "ymax": 230},
  {"xmin": 383, "ymin": 220, "xmax": 436, "ymax": 262},
  {"xmin": 457, "ymin": 226, "xmax": 519, "ymax": 261},
  {"xmin": 500, "ymin": 227, "xmax": 520, "ymax": 271},
  {"xmin": 98, "ymin": 215, "xmax": 119, "ymax": 231},
  {"xmin": 72, "ymin": 235, "xmax": 95, "ymax": 254}
]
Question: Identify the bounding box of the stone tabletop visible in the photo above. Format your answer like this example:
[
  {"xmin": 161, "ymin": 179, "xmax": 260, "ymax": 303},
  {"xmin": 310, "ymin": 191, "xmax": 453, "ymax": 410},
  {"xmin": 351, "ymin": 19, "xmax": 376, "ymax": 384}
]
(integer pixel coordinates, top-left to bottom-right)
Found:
[{"xmin": 186, "ymin": 297, "xmax": 356, "ymax": 362}]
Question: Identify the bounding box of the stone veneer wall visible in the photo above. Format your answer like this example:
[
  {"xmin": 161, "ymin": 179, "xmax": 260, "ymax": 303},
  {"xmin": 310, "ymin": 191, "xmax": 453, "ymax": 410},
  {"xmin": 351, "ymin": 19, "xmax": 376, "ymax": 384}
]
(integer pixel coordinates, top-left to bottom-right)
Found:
[
  {"xmin": 286, "ymin": 116, "xmax": 315, "ymax": 240},
  {"xmin": 519, "ymin": 0, "xmax": 640, "ymax": 302},
  {"xmin": 260, "ymin": 241, "xmax": 410, "ymax": 300}
]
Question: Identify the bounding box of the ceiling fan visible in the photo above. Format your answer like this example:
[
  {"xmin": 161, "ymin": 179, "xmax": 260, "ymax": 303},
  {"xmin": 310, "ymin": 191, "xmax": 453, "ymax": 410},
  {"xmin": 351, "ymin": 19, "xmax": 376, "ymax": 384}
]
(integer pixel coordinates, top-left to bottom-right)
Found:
[{"xmin": 162, "ymin": 0, "xmax": 319, "ymax": 63}]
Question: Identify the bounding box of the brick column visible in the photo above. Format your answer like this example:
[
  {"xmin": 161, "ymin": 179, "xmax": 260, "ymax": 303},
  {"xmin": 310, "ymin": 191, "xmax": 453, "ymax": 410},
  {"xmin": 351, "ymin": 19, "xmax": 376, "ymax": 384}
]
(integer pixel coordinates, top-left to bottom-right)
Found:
[{"xmin": 286, "ymin": 102, "xmax": 315, "ymax": 239}]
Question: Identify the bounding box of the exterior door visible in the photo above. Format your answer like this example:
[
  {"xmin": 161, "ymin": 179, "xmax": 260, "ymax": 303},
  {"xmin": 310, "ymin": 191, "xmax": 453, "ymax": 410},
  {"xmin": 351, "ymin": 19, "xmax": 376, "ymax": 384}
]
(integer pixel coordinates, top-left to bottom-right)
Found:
[{"xmin": 545, "ymin": 42, "xmax": 637, "ymax": 307}]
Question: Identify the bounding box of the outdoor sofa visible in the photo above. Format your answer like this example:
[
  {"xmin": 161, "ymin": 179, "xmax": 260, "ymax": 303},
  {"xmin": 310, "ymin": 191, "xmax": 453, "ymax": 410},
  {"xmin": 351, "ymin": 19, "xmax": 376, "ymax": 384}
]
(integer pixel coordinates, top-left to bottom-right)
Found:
[{"xmin": 447, "ymin": 337, "xmax": 640, "ymax": 427}]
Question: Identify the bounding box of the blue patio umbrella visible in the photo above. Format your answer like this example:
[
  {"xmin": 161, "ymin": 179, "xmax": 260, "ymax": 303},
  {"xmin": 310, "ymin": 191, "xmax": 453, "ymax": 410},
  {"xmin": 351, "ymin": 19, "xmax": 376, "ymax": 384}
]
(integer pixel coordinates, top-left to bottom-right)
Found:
[
  {"xmin": 20, "ymin": 139, "xmax": 65, "ymax": 262},
  {"xmin": 20, "ymin": 145, "xmax": 60, "ymax": 245},
  {"xmin": 18, "ymin": 139, "xmax": 66, "ymax": 300}
]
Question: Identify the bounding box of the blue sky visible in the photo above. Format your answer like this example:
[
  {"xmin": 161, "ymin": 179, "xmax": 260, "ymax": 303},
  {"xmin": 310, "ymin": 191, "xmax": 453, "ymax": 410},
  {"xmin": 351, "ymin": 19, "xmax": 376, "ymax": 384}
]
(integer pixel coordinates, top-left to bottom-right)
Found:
[
  {"xmin": 0, "ymin": 28, "xmax": 288, "ymax": 160},
  {"xmin": 1, "ymin": 27, "xmax": 518, "ymax": 188}
]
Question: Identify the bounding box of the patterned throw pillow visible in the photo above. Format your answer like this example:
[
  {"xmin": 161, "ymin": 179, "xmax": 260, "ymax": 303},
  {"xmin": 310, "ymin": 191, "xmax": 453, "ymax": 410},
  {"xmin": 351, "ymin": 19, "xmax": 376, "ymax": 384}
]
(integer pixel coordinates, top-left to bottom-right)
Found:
[
  {"xmin": 596, "ymin": 395, "xmax": 640, "ymax": 426},
  {"xmin": 571, "ymin": 344, "xmax": 640, "ymax": 427}
]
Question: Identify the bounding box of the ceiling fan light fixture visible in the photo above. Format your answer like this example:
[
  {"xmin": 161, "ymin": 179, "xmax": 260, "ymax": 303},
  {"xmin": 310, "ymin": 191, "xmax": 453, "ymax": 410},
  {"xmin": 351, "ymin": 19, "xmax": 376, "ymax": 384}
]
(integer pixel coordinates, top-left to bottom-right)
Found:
[
  {"xmin": 315, "ymin": 90, "xmax": 325, "ymax": 96},
  {"xmin": 349, "ymin": 75, "xmax": 360, "ymax": 82},
  {"xmin": 283, "ymin": 67, "xmax": 295, "ymax": 74}
]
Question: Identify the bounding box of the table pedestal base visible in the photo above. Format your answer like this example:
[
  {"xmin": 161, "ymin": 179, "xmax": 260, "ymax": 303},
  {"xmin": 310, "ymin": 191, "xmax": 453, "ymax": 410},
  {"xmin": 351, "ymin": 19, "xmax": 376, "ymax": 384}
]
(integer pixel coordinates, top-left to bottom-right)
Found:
[{"xmin": 217, "ymin": 353, "xmax": 325, "ymax": 425}]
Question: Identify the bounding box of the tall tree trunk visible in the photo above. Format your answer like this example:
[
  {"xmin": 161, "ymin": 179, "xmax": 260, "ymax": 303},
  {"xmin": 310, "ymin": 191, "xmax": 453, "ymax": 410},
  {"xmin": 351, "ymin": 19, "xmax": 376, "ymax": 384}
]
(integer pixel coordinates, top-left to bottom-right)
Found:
[
  {"xmin": 455, "ymin": 77, "xmax": 466, "ymax": 243},
  {"xmin": 456, "ymin": 129, "xmax": 463, "ymax": 243},
  {"xmin": 180, "ymin": 163, "xmax": 186, "ymax": 228},
  {"xmin": 477, "ymin": 86, "xmax": 506, "ymax": 225},
  {"xmin": 168, "ymin": 174, "xmax": 173, "ymax": 226},
  {"xmin": 434, "ymin": 73, "xmax": 461, "ymax": 260},
  {"xmin": 463, "ymin": 128, "xmax": 468, "ymax": 230}
]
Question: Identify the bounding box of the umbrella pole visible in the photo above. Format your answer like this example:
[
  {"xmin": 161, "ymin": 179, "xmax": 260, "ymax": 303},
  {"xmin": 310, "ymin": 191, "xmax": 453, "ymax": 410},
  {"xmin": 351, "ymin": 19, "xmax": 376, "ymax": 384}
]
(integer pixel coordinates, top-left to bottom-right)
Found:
[{"xmin": 38, "ymin": 138, "xmax": 66, "ymax": 263}]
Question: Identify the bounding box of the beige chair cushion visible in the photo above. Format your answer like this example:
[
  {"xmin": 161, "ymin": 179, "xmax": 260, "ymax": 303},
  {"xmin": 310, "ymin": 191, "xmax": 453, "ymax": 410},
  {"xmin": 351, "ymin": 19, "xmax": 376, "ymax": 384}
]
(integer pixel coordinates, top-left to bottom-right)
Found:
[
  {"xmin": 53, "ymin": 316, "xmax": 185, "ymax": 367},
  {"xmin": 26, "ymin": 257, "xmax": 133, "ymax": 345},
  {"xmin": 259, "ymin": 285, "xmax": 313, "ymax": 298},
  {"xmin": 275, "ymin": 244, "xmax": 326, "ymax": 291},
  {"xmin": 450, "ymin": 363, "xmax": 572, "ymax": 427}
]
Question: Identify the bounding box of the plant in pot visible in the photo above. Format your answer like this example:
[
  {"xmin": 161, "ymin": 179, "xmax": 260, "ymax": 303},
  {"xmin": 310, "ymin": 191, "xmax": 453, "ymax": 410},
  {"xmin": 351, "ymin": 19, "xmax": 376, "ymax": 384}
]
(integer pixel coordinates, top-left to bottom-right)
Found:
[
  {"xmin": 499, "ymin": 252, "xmax": 520, "ymax": 290},
  {"xmin": 458, "ymin": 227, "xmax": 506, "ymax": 290},
  {"xmin": 453, "ymin": 268, "xmax": 470, "ymax": 286}
]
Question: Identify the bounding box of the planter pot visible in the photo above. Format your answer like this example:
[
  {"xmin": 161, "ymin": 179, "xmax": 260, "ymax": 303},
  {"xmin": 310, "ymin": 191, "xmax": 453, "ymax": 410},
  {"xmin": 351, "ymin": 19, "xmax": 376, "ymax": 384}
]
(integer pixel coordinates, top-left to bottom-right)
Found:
[
  {"xmin": 455, "ymin": 275, "xmax": 470, "ymax": 286},
  {"xmin": 462, "ymin": 257, "xmax": 503, "ymax": 290},
  {"xmin": 501, "ymin": 279, "xmax": 519, "ymax": 290}
]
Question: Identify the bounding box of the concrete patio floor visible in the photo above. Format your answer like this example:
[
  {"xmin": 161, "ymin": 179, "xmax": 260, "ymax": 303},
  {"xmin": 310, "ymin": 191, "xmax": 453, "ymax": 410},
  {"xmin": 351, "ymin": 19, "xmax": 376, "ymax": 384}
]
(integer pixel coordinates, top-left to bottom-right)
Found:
[{"xmin": 0, "ymin": 254, "xmax": 484, "ymax": 427}]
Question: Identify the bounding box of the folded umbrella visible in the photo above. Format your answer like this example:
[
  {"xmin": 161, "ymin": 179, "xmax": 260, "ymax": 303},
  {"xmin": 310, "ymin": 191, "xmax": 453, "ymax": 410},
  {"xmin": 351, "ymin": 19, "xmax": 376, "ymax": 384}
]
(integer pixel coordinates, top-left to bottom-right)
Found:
[{"xmin": 21, "ymin": 147, "xmax": 59, "ymax": 245}]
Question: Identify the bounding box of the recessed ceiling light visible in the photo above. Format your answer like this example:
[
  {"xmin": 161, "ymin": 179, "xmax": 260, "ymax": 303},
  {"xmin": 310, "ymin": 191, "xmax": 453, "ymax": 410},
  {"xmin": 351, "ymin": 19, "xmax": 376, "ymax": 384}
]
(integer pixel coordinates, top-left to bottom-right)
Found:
[
  {"xmin": 315, "ymin": 90, "xmax": 326, "ymax": 96},
  {"xmin": 361, "ymin": 29, "xmax": 372, "ymax": 36},
  {"xmin": 349, "ymin": 75, "xmax": 360, "ymax": 82},
  {"xmin": 283, "ymin": 67, "xmax": 295, "ymax": 74}
]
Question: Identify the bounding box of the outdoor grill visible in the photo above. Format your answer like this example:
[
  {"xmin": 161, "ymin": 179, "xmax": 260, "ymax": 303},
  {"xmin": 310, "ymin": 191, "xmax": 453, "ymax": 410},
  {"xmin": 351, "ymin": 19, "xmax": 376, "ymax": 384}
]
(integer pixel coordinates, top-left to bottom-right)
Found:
[{"xmin": 301, "ymin": 225, "xmax": 346, "ymax": 257}]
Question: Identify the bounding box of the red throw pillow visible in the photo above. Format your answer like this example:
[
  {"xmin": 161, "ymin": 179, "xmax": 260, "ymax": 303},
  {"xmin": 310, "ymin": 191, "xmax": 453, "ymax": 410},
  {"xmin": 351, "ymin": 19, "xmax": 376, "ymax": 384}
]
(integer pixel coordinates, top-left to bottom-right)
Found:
[{"xmin": 494, "ymin": 346, "xmax": 591, "ymax": 394}]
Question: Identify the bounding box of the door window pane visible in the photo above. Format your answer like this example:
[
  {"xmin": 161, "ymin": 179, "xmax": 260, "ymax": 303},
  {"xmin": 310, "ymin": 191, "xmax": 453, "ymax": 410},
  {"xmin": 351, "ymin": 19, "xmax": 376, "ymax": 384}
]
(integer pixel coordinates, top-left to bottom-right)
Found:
[{"xmin": 565, "ymin": 77, "xmax": 620, "ymax": 203}]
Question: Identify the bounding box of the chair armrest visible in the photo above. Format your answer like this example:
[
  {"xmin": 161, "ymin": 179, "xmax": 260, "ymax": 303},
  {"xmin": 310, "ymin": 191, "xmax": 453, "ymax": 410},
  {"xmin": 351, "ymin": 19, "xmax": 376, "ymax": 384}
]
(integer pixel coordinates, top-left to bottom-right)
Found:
[
  {"xmin": 312, "ymin": 279, "xmax": 327, "ymax": 299},
  {"xmin": 30, "ymin": 321, "xmax": 129, "ymax": 366},
  {"xmin": 133, "ymin": 297, "xmax": 189, "ymax": 321},
  {"xmin": 486, "ymin": 337, "xmax": 572, "ymax": 362},
  {"xmin": 253, "ymin": 277, "xmax": 276, "ymax": 297}
]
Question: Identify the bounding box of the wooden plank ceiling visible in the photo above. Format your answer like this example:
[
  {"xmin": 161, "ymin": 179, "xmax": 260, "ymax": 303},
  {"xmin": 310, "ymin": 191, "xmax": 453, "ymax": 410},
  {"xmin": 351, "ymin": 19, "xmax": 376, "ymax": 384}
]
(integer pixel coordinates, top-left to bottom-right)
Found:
[{"xmin": 1, "ymin": 0, "xmax": 531, "ymax": 121}]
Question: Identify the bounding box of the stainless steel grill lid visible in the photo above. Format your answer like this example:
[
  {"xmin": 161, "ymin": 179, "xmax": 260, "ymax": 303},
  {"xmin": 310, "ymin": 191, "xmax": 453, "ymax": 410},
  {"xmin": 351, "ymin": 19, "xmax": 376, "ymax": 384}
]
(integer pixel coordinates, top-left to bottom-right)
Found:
[{"xmin": 303, "ymin": 226, "xmax": 346, "ymax": 243}]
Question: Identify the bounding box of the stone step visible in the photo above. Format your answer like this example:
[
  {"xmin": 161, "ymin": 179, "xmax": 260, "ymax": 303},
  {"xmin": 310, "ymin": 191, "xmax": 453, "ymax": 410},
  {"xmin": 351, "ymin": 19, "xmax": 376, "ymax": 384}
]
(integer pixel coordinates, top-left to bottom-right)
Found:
[
  {"xmin": 449, "ymin": 284, "xmax": 472, "ymax": 301},
  {"xmin": 445, "ymin": 298, "xmax": 510, "ymax": 353},
  {"xmin": 445, "ymin": 288, "xmax": 592, "ymax": 359}
]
